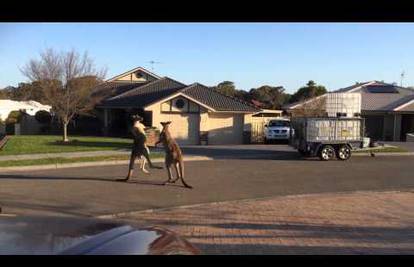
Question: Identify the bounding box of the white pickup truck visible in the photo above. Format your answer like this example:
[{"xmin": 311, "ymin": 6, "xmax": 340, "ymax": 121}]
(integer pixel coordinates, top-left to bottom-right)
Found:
[{"xmin": 263, "ymin": 118, "xmax": 292, "ymax": 143}]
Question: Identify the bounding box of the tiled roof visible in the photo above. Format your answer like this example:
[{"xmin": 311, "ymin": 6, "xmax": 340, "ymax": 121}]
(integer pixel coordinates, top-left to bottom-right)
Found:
[
  {"xmin": 90, "ymin": 81, "xmax": 148, "ymax": 102},
  {"xmin": 357, "ymin": 82, "xmax": 414, "ymax": 111},
  {"xmin": 285, "ymin": 81, "xmax": 414, "ymax": 112},
  {"xmin": 100, "ymin": 77, "xmax": 186, "ymax": 108},
  {"xmin": 365, "ymin": 93, "xmax": 414, "ymax": 111},
  {"xmin": 333, "ymin": 81, "xmax": 374, "ymax": 93},
  {"xmin": 98, "ymin": 79, "xmax": 260, "ymax": 112},
  {"xmin": 181, "ymin": 83, "xmax": 260, "ymax": 112},
  {"xmin": 397, "ymin": 99, "xmax": 414, "ymax": 111}
]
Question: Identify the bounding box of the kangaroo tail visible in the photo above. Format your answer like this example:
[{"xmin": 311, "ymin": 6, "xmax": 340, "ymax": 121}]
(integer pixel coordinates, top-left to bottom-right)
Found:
[{"xmin": 179, "ymin": 160, "xmax": 192, "ymax": 189}]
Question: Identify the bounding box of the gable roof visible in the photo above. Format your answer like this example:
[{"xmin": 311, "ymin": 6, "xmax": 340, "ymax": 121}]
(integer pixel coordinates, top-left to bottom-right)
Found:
[
  {"xmin": 100, "ymin": 77, "xmax": 186, "ymax": 108},
  {"xmin": 283, "ymin": 94, "xmax": 326, "ymax": 110},
  {"xmin": 90, "ymin": 81, "xmax": 150, "ymax": 102},
  {"xmin": 181, "ymin": 83, "xmax": 260, "ymax": 112},
  {"xmin": 347, "ymin": 81, "xmax": 414, "ymax": 111},
  {"xmin": 333, "ymin": 81, "xmax": 376, "ymax": 93},
  {"xmin": 98, "ymin": 79, "xmax": 260, "ymax": 113},
  {"xmin": 105, "ymin": 67, "xmax": 161, "ymax": 82},
  {"xmin": 284, "ymin": 80, "xmax": 414, "ymax": 112}
]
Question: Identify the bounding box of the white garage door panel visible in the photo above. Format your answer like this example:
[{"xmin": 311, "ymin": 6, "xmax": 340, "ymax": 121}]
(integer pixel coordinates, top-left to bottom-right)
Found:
[
  {"xmin": 208, "ymin": 113, "xmax": 244, "ymax": 145},
  {"xmin": 166, "ymin": 114, "xmax": 200, "ymax": 145}
]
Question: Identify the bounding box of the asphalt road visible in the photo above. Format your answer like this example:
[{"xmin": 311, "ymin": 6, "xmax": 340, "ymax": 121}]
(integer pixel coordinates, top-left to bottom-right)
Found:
[{"xmin": 1, "ymin": 151, "xmax": 414, "ymax": 217}]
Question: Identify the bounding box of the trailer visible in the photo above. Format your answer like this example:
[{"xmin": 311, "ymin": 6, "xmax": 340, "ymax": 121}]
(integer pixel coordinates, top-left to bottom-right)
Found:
[{"xmin": 289, "ymin": 117, "xmax": 365, "ymax": 161}]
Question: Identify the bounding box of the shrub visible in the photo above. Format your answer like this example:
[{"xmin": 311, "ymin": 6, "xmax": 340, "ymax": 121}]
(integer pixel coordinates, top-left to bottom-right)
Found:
[
  {"xmin": 6, "ymin": 110, "xmax": 22, "ymax": 124},
  {"xmin": 35, "ymin": 110, "xmax": 52, "ymax": 124}
]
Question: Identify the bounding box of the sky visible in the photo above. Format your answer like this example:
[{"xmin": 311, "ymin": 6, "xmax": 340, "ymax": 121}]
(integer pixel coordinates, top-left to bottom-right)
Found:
[{"xmin": 1, "ymin": 23, "xmax": 414, "ymax": 93}]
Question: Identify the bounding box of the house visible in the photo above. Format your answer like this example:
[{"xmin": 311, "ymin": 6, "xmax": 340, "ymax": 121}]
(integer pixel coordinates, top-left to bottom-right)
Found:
[
  {"xmin": 0, "ymin": 99, "xmax": 51, "ymax": 121},
  {"xmin": 0, "ymin": 99, "xmax": 52, "ymax": 135},
  {"xmin": 92, "ymin": 67, "xmax": 261, "ymax": 145},
  {"xmin": 252, "ymin": 109, "xmax": 284, "ymax": 118},
  {"xmin": 284, "ymin": 81, "xmax": 414, "ymax": 141}
]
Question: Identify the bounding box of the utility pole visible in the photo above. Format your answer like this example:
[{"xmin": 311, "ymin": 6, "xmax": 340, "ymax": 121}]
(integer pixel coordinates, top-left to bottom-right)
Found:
[{"xmin": 400, "ymin": 71, "xmax": 405, "ymax": 87}]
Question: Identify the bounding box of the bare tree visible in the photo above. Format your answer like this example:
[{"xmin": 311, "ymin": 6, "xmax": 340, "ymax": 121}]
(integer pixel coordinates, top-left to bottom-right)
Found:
[
  {"xmin": 21, "ymin": 48, "xmax": 106, "ymax": 142},
  {"xmin": 290, "ymin": 95, "xmax": 327, "ymax": 118}
]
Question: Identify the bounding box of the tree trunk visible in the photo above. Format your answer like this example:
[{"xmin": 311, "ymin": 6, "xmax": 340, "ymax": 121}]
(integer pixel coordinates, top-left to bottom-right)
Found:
[{"xmin": 63, "ymin": 121, "xmax": 69, "ymax": 142}]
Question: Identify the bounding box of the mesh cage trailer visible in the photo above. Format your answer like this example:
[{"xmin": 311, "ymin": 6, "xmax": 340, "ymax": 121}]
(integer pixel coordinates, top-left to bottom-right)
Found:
[{"xmin": 290, "ymin": 117, "xmax": 365, "ymax": 160}]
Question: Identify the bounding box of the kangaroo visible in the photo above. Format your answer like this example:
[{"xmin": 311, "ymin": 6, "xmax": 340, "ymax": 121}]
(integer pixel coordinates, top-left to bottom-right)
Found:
[
  {"xmin": 117, "ymin": 115, "xmax": 162, "ymax": 182},
  {"xmin": 155, "ymin": 121, "xmax": 193, "ymax": 189}
]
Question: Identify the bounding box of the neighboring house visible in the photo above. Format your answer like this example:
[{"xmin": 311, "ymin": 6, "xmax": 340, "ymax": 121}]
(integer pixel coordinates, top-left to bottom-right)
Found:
[
  {"xmin": 252, "ymin": 109, "xmax": 283, "ymax": 118},
  {"xmin": 284, "ymin": 81, "xmax": 414, "ymax": 141},
  {"xmin": 92, "ymin": 67, "xmax": 261, "ymax": 145},
  {"xmin": 0, "ymin": 99, "xmax": 51, "ymax": 121},
  {"xmin": 0, "ymin": 99, "xmax": 52, "ymax": 135}
]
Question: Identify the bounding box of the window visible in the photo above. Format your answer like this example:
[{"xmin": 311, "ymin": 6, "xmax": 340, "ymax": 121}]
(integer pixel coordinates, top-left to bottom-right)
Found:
[
  {"xmin": 134, "ymin": 72, "xmax": 144, "ymax": 79},
  {"xmin": 175, "ymin": 99, "xmax": 185, "ymax": 109}
]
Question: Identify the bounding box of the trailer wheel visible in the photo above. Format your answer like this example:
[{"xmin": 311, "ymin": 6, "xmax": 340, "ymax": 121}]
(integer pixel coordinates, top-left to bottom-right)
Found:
[
  {"xmin": 319, "ymin": 145, "xmax": 336, "ymax": 161},
  {"xmin": 336, "ymin": 145, "xmax": 351, "ymax": 160}
]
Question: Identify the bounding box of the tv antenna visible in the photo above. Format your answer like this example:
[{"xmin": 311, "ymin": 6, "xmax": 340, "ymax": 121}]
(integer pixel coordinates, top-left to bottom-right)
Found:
[
  {"xmin": 400, "ymin": 71, "xmax": 405, "ymax": 87},
  {"xmin": 147, "ymin": 61, "xmax": 162, "ymax": 72}
]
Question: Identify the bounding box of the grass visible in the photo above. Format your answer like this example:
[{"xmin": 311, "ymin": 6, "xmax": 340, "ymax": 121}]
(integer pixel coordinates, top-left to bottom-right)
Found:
[
  {"xmin": 0, "ymin": 152, "xmax": 164, "ymax": 168},
  {"xmin": 353, "ymin": 146, "xmax": 409, "ymax": 153},
  {"xmin": 0, "ymin": 135, "xmax": 133, "ymax": 156}
]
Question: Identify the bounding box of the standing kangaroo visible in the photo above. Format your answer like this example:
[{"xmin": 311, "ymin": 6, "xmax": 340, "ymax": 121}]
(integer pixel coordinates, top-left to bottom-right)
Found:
[{"xmin": 155, "ymin": 121, "xmax": 193, "ymax": 189}]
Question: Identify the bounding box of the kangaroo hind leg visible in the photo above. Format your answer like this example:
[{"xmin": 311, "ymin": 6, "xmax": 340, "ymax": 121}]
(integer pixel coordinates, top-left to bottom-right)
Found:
[{"xmin": 171, "ymin": 162, "xmax": 180, "ymax": 183}]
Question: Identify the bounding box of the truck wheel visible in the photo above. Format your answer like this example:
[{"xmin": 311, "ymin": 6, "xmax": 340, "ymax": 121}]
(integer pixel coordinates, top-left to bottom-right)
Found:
[
  {"xmin": 336, "ymin": 145, "xmax": 351, "ymax": 160},
  {"xmin": 319, "ymin": 145, "xmax": 336, "ymax": 161}
]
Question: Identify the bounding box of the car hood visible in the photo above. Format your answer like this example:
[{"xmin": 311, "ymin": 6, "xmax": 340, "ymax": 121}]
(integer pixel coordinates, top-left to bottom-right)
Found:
[{"xmin": 0, "ymin": 215, "xmax": 199, "ymax": 255}]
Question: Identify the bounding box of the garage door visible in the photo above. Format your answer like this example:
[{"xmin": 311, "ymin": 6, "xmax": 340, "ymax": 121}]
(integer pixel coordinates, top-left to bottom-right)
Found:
[
  {"xmin": 208, "ymin": 113, "xmax": 244, "ymax": 145},
  {"xmin": 364, "ymin": 115, "xmax": 384, "ymax": 141},
  {"xmin": 165, "ymin": 113, "xmax": 200, "ymax": 145}
]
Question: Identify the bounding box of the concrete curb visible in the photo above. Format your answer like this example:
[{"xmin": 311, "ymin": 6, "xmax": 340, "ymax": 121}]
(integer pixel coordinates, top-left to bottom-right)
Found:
[
  {"xmin": 353, "ymin": 152, "xmax": 414, "ymax": 157},
  {"xmin": 0, "ymin": 156, "xmax": 213, "ymax": 172}
]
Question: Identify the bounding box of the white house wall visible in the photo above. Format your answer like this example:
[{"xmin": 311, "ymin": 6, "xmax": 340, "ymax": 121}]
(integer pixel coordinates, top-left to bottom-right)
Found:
[{"xmin": 0, "ymin": 100, "xmax": 51, "ymax": 121}]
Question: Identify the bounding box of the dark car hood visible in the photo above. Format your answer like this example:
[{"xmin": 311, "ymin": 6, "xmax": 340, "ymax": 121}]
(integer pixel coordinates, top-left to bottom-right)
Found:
[{"xmin": 0, "ymin": 215, "xmax": 199, "ymax": 255}]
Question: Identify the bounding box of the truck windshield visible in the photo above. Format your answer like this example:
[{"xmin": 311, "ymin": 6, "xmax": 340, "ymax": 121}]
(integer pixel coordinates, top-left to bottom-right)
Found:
[{"xmin": 269, "ymin": 121, "xmax": 290, "ymax": 127}]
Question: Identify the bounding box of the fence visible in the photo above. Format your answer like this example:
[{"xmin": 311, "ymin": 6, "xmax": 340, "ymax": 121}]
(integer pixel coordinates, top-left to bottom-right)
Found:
[{"xmin": 250, "ymin": 117, "xmax": 283, "ymax": 143}]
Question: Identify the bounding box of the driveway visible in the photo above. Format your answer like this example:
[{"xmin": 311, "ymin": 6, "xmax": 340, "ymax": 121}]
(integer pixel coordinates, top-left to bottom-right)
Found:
[
  {"xmin": 1, "ymin": 153, "xmax": 414, "ymax": 217},
  {"xmin": 114, "ymin": 190, "xmax": 414, "ymax": 254}
]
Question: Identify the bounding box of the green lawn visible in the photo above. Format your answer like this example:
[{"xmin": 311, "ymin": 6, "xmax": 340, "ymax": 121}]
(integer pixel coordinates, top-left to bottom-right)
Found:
[
  {"xmin": 0, "ymin": 135, "xmax": 133, "ymax": 156},
  {"xmin": 0, "ymin": 153, "xmax": 164, "ymax": 168},
  {"xmin": 353, "ymin": 146, "xmax": 409, "ymax": 153}
]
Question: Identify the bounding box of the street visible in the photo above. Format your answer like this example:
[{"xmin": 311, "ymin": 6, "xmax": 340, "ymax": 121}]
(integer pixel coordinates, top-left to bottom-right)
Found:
[{"xmin": 1, "ymin": 152, "xmax": 413, "ymax": 217}]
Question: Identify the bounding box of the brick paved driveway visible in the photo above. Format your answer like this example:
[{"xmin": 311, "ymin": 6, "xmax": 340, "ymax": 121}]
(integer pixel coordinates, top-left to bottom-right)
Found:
[{"xmin": 113, "ymin": 191, "xmax": 414, "ymax": 255}]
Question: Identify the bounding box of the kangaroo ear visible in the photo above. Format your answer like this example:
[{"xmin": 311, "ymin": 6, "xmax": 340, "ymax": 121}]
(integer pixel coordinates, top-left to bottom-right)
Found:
[{"xmin": 166, "ymin": 121, "xmax": 172, "ymax": 125}]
